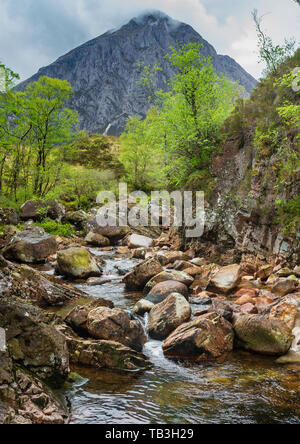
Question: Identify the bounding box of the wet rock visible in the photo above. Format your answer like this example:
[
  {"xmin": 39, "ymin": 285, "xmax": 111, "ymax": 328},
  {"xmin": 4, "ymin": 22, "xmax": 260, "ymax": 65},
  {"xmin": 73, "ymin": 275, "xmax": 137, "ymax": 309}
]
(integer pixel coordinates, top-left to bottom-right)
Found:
[
  {"xmin": 235, "ymin": 295, "xmax": 256, "ymax": 306},
  {"xmin": 134, "ymin": 299, "xmax": 155, "ymax": 316},
  {"xmin": 208, "ymin": 299, "xmax": 235, "ymax": 322},
  {"xmin": 128, "ymin": 234, "xmax": 153, "ymax": 249},
  {"xmin": 238, "ymin": 303, "xmax": 258, "ymax": 315},
  {"xmin": 210, "ymin": 264, "xmax": 241, "ymax": 294},
  {"xmin": 157, "ymin": 251, "xmax": 189, "ymax": 266},
  {"xmin": 271, "ymin": 278, "xmax": 298, "ymax": 297},
  {"xmin": 233, "ymin": 314, "xmax": 293, "ymax": 356},
  {"xmin": 0, "ymin": 298, "xmax": 69, "ymax": 384},
  {"xmin": 171, "ymin": 260, "xmax": 192, "ymax": 271},
  {"xmin": 148, "ymin": 293, "xmax": 191, "ymax": 340},
  {"xmin": 163, "ymin": 312, "xmax": 234, "ymax": 362},
  {"xmin": 181, "ymin": 266, "xmax": 203, "ymax": 277},
  {"xmin": 85, "ymin": 232, "xmax": 110, "ymax": 247},
  {"xmin": 20, "ymin": 200, "xmax": 65, "ymax": 221},
  {"xmin": 65, "ymin": 299, "xmax": 114, "ymax": 334},
  {"xmin": 257, "ymin": 264, "xmax": 273, "ymax": 280},
  {"xmin": 0, "ymin": 208, "xmax": 18, "ymax": 226},
  {"xmin": 234, "ymin": 288, "xmax": 259, "ymax": 298},
  {"xmin": 86, "ymin": 307, "xmax": 147, "ymax": 352},
  {"xmin": 85, "ymin": 217, "xmax": 128, "ymax": 243},
  {"xmin": 59, "ymin": 324, "xmax": 149, "ymax": 372},
  {"xmin": 123, "ymin": 257, "xmax": 163, "ymax": 290},
  {"xmin": 132, "ymin": 247, "xmax": 151, "ymax": 259},
  {"xmin": 144, "ymin": 270, "xmax": 194, "ymax": 294},
  {"xmin": 268, "ymin": 297, "xmax": 299, "ymax": 331},
  {"xmin": 87, "ymin": 277, "xmax": 112, "ymax": 286},
  {"xmin": 57, "ymin": 247, "xmax": 102, "ymax": 279},
  {"xmin": 146, "ymin": 280, "xmax": 189, "ymax": 304},
  {"xmin": 3, "ymin": 228, "xmax": 57, "ymax": 264}
]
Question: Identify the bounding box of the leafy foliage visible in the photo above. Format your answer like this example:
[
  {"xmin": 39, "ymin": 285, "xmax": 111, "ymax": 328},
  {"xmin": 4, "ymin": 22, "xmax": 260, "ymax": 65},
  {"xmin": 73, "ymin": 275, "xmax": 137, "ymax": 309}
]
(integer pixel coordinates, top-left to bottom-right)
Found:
[
  {"xmin": 120, "ymin": 43, "xmax": 240, "ymax": 190},
  {"xmin": 37, "ymin": 218, "xmax": 75, "ymax": 237}
]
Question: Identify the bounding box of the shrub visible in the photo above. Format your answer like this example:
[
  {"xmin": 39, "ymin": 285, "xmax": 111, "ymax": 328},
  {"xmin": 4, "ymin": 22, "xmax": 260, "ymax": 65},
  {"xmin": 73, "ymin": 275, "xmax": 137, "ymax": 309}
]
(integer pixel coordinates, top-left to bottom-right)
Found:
[{"xmin": 37, "ymin": 218, "xmax": 76, "ymax": 238}]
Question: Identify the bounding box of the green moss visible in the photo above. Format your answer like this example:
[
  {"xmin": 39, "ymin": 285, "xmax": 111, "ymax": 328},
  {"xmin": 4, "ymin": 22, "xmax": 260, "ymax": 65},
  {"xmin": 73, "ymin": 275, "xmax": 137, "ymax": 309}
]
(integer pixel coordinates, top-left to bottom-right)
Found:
[{"xmin": 37, "ymin": 218, "xmax": 75, "ymax": 238}]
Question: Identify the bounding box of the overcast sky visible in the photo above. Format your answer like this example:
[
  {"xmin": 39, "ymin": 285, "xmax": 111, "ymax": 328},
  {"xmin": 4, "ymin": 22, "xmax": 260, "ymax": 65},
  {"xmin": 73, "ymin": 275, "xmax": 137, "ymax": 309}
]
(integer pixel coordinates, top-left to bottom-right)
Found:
[{"xmin": 0, "ymin": 0, "xmax": 299, "ymax": 81}]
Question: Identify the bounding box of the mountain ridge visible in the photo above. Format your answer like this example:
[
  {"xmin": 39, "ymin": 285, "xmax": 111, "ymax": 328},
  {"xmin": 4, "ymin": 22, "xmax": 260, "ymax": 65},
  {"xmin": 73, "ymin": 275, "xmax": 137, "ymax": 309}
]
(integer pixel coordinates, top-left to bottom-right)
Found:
[{"xmin": 18, "ymin": 11, "xmax": 257, "ymax": 136}]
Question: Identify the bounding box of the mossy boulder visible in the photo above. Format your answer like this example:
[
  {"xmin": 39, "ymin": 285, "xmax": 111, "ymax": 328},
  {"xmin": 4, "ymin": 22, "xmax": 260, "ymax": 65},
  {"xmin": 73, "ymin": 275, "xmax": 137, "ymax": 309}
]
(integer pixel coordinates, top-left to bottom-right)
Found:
[
  {"xmin": 233, "ymin": 314, "xmax": 293, "ymax": 356},
  {"xmin": 57, "ymin": 247, "xmax": 102, "ymax": 279}
]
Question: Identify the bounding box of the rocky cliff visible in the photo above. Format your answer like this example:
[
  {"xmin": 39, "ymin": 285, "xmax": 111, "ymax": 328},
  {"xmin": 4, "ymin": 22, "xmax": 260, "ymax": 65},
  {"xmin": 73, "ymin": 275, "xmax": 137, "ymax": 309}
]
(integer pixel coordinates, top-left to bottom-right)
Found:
[{"xmin": 18, "ymin": 11, "xmax": 256, "ymax": 136}]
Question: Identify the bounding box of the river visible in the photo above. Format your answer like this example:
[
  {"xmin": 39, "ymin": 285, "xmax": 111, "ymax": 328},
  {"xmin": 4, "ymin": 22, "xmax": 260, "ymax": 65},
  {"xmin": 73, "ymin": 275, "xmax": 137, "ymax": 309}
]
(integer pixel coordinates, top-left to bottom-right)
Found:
[{"xmin": 49, "ymin": 249, "xmax": 300, "ymax": 425}]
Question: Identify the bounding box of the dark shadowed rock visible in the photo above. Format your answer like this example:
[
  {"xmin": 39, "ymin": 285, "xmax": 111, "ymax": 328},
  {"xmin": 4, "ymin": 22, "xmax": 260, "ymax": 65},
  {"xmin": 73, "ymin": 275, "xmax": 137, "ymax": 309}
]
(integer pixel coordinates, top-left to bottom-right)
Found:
[
  {"xmin": 0, "ymin": 208, "xmax": 18, "ymax": 226},
  {"xmin": 85, "ymin": 217, "xmax": 128, "ymax": 243},
  {"xmin": 20, "ymin": 200, "xmax": 65, "ymax": 221},
  {"xmin": 163, "ymin": 312, "xmax": 234, "ymax": 362},
  {"xmin": 3, "ymin": 228, "xmax": 57, "ymax": 264}
]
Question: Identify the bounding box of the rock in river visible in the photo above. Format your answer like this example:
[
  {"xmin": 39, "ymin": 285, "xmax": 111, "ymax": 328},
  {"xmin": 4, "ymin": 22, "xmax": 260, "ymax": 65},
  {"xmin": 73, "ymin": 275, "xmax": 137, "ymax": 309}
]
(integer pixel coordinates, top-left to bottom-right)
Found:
[
  {"xmin": 56, "ymin": 247, "xmax": 102, "ymax": 279},
  {"xmin": 146, "ymin": 280, "xmax": 189, "ymax": 304},
  {"xmin": 148, "ymin": 293, "xmax": 191, "ymax": 340},
  {"xmin": 233, "ymin": 314, "xmax": 293, "ymax": 356},
  {"xmin": 86, "ymin": 307, "xmax": 147, "ymax": 352},
  {"xmin": 128, "ymin": 234, "xmax": 154, "ymax": 249},
  {"xmin": 123, "ymin": 257, "xmax": 163, "ymax": 290},
  {"xmin": 210, "ymin": 264, "xmax": 241, "ymax": 294},
  {"xmin": 144, "ymin": 270, "xmax": 194, "ymax": 294},
  {"xmin": 162, "ymin": 312, "xmax": 234, "ymax": 362}
]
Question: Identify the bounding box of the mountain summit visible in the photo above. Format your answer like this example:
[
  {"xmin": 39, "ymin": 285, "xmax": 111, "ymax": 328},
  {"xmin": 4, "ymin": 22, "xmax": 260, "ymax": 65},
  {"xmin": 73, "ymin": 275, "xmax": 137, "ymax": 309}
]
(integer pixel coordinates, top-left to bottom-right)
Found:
[{"xmin": 19, "ymin": 11, "xmax": 257, "ymax": 136}]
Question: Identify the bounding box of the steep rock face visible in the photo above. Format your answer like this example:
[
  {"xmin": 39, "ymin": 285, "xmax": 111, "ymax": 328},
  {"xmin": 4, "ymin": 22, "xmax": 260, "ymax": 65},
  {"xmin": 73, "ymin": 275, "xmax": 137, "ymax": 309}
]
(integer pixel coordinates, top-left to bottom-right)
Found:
[{"xmin": 18, "ymin": 11, "xmax": 256, "ymax": 136}]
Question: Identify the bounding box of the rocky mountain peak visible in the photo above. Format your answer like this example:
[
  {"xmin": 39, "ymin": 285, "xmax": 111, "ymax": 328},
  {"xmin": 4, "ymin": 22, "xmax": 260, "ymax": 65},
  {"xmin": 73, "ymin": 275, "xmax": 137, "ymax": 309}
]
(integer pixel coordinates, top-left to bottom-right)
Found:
[{"xmin": 18, "ymin": 11, "xmax": 257, "ymax": 136}]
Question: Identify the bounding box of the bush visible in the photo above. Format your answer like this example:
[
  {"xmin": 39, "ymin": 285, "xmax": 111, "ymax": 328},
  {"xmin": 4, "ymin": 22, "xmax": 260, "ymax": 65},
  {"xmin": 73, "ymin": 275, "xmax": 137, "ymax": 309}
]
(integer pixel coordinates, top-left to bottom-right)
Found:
[{"xmin": 37, "ymin": 218, "xmax": 75, "ymax": 238}]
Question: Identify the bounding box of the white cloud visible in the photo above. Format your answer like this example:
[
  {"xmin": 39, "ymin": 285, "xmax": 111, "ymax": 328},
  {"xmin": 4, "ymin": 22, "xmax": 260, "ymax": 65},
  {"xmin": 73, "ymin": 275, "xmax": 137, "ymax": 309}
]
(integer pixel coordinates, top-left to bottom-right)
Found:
[{"xmin": 0, "ymin": 0, "xmax": 299, "ymax": 81}]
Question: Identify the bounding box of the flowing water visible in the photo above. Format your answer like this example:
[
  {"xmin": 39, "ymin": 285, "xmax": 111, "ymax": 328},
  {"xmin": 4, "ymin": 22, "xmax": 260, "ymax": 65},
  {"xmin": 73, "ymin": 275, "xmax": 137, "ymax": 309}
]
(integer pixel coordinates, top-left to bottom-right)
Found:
[{"xmin": 54, "ymin": 249, "xmax": 300, "ymax": 424}]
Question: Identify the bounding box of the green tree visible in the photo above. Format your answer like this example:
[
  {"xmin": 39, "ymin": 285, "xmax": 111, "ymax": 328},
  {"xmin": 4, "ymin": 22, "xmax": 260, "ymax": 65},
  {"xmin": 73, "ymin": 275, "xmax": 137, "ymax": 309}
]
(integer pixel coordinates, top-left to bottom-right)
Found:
[
  {"xmin": 23, "ymin": 76, "xmax": 79, "ymax": 196},
  {"xmin": 121, "ymin": 43, "xmax": 239, "ymax": 190},
  {"xmin": 252, "ymin": 9, "xmax": 296, "ymax": 77}
]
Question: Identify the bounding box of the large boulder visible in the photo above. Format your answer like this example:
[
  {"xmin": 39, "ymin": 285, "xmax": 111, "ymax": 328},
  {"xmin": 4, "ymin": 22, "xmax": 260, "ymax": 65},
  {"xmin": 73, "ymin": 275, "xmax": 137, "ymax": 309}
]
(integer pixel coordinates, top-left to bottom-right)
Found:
[
  {"xmin": 64, "ymin": 299, "xmax": 114, "ymax": 334},
  {"xmin": 58, "ymin": 324, "xmax": 149, "ymax": 372},
  {"xmin": 20, "ymin": 200, "xmax": 65, "ymax": 221},
  {"xmin": 85, "ymin": 217, "xmax": 128, "ymax": 243},
  {"xmin": 210, "ymin": 264, "xmax": 241, "ymax": 294},
  {"xmin": 128, "ymin": 234, "xmax": 153, "ymax": 249},
  {"xmin": 85, "ymin": 231, "xmax": 110, "ymax": 247},
  {"xmin": 123, "ymin": 257, "xmax": 163, "ymax": 290},
  {"xmin": 0, "ymin": 208, "xmax": 18, "ymax": 226},
  {"xmin": 233, "ymin": 314, "xmax": 293, "ymax": 356},
  {"xmin": 144, "ymin": 270, "xmax": 194, "ymax": 294},
  {"xmin": 86, "ymin": 307, "xmax": 147, "ymax": 352},
  {"xmin": 3, "ymin": 228, "xmax": 57, "ymax": 264},
  {"xmin": 0, "ymin": 298, "xmax": 69, "ymax": 384},
  {"xmin": 56, "ymin": 247, "xmax": 102, "ymax": 279},
  {"xmin": 146, "ymin": 280, "xmax": 189, "ymax": 304},
  {"xmin": 271, "ymin": 278, "xmax": 298, "ymax": 297},
  {"xmin": 162, "ymin": 312, "xmax": 234, "ymax": 362},
  {"xmin": 148, "ymin": 293, "xmax": 191, "ymax": 340},
  {"xmin": 4, "ymin": 261, "xmax": 86, "ymax": 307}
]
